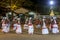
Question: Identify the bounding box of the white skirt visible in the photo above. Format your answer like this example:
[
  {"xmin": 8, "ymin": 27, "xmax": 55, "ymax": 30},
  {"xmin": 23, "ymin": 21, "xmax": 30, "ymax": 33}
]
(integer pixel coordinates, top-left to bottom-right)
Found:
[
  {"xmin": 6, "ymin": 24, "xmax": 10, "ymax": 32},
  {"xmin": 13, "ymin": 26, "xmax": 16, "ymax": 30},
  {"xmin": 16, "ymin": 27, "xmax": 22, "ymax": 34},
  {"xmin": 2, "ymin": 26, "xmax": 9, "ymax": 33},
  {"xmin": 13, "ymin": 24, "xmax": 17, "ymax": 30},
  {"xmin": 52, "ymin": 28, "xmax": 59, "ymax": 33},
  {"xmin": 42, "ymin": 28, "xmax": 49, "ymax": 34},
  {"xmin": 28, "ymin": 27, "xmax": 34, "ymax": 34}
]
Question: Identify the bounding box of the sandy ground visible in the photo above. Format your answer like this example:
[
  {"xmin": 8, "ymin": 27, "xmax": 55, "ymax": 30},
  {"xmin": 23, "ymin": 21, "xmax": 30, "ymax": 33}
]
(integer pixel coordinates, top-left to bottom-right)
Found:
[
  {"xmin": 0, "ymin": 32, "xmax": 60, "ymax": 40},
  {"xmin": 0, "ymin": 28, "xmax": 60, "ymax": 40},
  {"xmin": 0, "ymin": 23, "xmax": 60, "ymax": 40}
]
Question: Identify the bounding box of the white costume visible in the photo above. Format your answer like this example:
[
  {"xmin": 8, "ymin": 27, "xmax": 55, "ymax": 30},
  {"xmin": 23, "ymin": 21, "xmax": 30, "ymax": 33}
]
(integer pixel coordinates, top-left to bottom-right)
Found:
[
  {"xmin": 52, "ymin": 20, "xmax": 59, "ymax": 33},
  {"xmin": 16, "ymin": 24, "xmax": 22, "ymax": 34},
  {"xmin": 6, "ymin": 23, "xmax": 10, "ymax": 32},
  {"xmin": 2, "ymin": 23, "xmax": 9, "ymax": 33},
  {"xmin": 42, "ymin": 19, "xmax": 49, "ymax": 34},
  {"xmin": 16, "ymin": 18, "xmax": 22, "ymax": 34},
  {"xmin": 28, "ymin": 17, "xmax": 34, "ymax": 34},
  {"xmin": 2, "ymin": 18, "xmax": 9, "ymax": 33},
  {"xmin": 13, "ymin": 23, "xmax": 17, "ymax": 30},
  {"xmin": 28, "ymin": 24, "xmax": 34, "ymax": 34},
  {"xmin": 24, "ymin": 18, "xmax": 28, "ymax": 29},
  {"xmin": 13, "ymin": 18, "xmax": 17, "ymax": 31}
]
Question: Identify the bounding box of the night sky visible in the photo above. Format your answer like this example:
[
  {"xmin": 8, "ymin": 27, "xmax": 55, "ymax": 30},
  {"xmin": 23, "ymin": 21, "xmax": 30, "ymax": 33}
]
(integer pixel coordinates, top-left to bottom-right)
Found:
[
  {"xmin": 31, "ymin": 0, "xmax": 60, "ymax": 6},
  {"xmin": 30, "ymin": 0, "xmax": 60, "ymax": 15}
]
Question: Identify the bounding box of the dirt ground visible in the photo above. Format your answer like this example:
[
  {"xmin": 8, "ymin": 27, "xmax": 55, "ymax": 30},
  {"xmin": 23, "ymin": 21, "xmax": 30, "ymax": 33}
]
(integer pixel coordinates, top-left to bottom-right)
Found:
[
  {"xmin": 0, "ymin": 28, "xmax": 60, "ymax": 40},
  {"xmin": 0, "ymin": 32, "xmax": 60, "ymax": 40},
  {"xmin": 0, "ymin": 23, "xmax": 60, "ymax": 40}
]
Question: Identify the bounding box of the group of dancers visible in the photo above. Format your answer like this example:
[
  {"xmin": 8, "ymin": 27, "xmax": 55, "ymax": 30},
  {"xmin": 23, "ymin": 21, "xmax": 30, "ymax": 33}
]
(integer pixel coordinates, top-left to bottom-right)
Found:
[{"xmin": 1, "ymin": 16, "xmax": 59, "ymax": 35}]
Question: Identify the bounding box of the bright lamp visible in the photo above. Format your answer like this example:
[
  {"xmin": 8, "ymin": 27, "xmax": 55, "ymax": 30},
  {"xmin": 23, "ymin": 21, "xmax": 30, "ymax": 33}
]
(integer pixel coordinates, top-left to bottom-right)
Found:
[{"xmin": 50, "ymin": 1, "xmax": 54, "ymax": 5}]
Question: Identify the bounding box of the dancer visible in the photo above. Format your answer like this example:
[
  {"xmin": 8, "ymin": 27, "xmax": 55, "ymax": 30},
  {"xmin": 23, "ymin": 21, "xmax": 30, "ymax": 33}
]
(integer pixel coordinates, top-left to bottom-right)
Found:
[
  {"xmin": 16, "ymin": 18, "xmax": 22, "ymax": 34},
  {"xmin": 49, "ymin": 18, "xmax": 53, "ymax": 32},
  {"xmin": 2, "ymin": 17, "xmax": 9, "ymax": 33},
  {"xmin": 42, "ymin": 18, "xmax": 49, "ymax": 34},
  {"xmin": 52, "ymin": 17, "xmax": 59, "ymax": 34},
  {"xmin": 24, "ymin": 22, "xmax": 28, "ymax": 30},
  {"xmin": 5, "ymin": 18, "xmax": 10, "ymax": 32},
  {"xmin": 13, "ymin": 18, "xmax": 17, "ymax": 31},
  {"xmin": 24, "ymin": 18, "xmax": 28, "ymax": 30},
  {"xmin": 28, "ymin": 17, "xmax": 34, "ymax": 35}
]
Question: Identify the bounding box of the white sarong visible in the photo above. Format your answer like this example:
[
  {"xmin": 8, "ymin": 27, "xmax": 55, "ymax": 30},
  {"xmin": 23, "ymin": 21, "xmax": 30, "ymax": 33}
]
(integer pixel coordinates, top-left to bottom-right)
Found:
[
  {"xmin": 28, "ymin": 25, "xmax": 34, "ymax": 34},
  {"xmin": 2, "ymin": 24, "xmax": 9, "ymax": 33},
  {"xmin": 13, "ymin": 24, "xmax": 17, "ymax": 30},
  {"xmin": 52, "ymin": 24, "xmax": 59, "ymax": 33},
  {"xmin": 42, "ymin": 28, "xmax": 49, "ymax": 34},
  {"xmin": 16, "ymin": 25, "xmax": 22, "ymax": 34}
]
